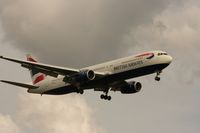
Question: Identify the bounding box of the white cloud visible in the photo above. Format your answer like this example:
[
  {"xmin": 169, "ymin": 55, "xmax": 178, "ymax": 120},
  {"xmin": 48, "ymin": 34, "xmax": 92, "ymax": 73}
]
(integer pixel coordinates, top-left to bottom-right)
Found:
[
  {"xmin": 16, "ymin": 94, "xmax": 105, "ymax": 133},
  {"xmin": 0, "ymin": 114, "xmax": 21, "ymax": 133},
  {"xmin": 0, "ymin": 93, "xmax": 105, "ymax": 133}
]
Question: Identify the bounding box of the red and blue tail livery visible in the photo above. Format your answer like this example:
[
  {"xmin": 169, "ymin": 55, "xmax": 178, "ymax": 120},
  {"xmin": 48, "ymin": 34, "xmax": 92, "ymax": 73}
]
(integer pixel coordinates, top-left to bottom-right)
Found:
[{"xmin": 26, "ymin": 54, "xmax": 46, "ymax": 84}]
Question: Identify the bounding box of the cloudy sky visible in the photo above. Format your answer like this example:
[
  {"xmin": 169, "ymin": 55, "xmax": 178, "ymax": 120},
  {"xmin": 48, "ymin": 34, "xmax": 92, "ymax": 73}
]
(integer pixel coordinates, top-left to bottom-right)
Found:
[{"xmin": 0, "ymin": 0, "xmax": 200, "ymax": 133}]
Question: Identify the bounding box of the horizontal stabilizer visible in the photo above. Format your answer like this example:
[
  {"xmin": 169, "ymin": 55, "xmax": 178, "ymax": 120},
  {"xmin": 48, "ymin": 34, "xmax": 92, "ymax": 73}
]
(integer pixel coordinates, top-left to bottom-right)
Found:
[{"xmin": 0, "ymin": 80, "xmax": 39, "ymax": 89}]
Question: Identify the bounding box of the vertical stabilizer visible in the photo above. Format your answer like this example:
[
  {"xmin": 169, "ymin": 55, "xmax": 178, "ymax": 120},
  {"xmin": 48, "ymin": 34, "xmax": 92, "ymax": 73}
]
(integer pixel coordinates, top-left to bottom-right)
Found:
[{"xmin": 26, "ymin": 54, "xmax": 46, "ymax": 84}]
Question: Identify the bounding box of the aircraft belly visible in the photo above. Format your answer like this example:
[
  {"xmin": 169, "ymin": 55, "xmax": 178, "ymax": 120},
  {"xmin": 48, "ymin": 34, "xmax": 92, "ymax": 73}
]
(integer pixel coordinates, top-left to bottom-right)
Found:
[{"xmin": 43, "ymin": 85, "xmax": 78, "ymax": 95}]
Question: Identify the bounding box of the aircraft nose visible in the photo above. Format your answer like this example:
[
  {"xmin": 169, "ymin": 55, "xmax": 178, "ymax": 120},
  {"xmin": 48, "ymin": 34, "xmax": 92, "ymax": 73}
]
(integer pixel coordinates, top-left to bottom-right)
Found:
[{"xmin": 167, "ymin": 55, "xmax": 173, "ymax": 64}]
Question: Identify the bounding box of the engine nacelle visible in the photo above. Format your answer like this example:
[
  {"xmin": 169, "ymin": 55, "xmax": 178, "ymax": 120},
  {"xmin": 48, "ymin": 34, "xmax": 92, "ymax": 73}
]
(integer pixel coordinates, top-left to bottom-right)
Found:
[
  {"xmin": 79, "ymin": 69, "xmax": 95, "ymax": 81},
  {"xmin": 64, "ymin": 70, "xmax": 95, "ymax": 83},
  {"xmin": 120, "ymin": 81, "xmax": 142, "ymax": 94}
]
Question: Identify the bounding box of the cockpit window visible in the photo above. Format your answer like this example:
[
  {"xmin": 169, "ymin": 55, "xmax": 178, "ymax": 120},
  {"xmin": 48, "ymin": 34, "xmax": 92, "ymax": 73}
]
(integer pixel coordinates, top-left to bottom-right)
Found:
[{"xmin": 158, "ymin": 53, "xmax": 168, "ymax": 56}]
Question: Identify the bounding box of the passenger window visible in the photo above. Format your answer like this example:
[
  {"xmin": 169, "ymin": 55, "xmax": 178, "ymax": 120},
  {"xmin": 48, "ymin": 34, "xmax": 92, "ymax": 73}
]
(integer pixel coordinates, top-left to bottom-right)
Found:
[{"xmin": 158, "ymin": 53, "xmax": 167, "ymax": 56}]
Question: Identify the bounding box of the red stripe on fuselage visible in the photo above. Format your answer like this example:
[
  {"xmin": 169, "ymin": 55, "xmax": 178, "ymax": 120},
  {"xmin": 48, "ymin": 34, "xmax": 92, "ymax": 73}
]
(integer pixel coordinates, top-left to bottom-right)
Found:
[
  {"xmin": 33, "ymin": 74, "xmax": 45, "ymax": 84},
  {"xmin": 136, "ymin": 53, "xmax": 153, "ymax": 58}
]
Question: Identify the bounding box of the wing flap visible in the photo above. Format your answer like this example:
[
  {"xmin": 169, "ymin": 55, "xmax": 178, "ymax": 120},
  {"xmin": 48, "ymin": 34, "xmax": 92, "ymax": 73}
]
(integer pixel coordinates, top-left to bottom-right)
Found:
[{"xmin": 0, "ymin": 80, "xmax": 39, "ymax": 89}]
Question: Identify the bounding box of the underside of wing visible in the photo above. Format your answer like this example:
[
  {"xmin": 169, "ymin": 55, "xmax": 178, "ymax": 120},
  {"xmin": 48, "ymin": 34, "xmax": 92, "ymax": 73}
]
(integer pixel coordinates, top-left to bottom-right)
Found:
[
  {"xmin": 109, "ymin": 80, "xmax": 128, "ymax": 91},
  {"xmin": 0, "ymin": 80, "xmax": 39, "ymax": 89},
  {"xmin": 94, "ymin": 80, "xmax": 126, "ymax": 92}
]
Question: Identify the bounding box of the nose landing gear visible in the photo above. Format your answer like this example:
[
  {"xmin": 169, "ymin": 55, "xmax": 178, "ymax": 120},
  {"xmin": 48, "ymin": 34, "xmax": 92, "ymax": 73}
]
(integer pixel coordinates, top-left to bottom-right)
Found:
[
  {"xmin": 155, "ymin": 76, "xmax": 161, "ymax": 81},
  {"xmin": 155, "ymin": 71, "xmax": 162, "ymax": 81}
]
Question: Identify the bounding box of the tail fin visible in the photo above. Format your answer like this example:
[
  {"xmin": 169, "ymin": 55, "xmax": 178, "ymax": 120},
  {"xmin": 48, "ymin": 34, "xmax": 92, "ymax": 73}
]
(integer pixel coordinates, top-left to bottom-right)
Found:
[{"xmin": 26, "ymin": 54, "xmax": 46, "ymax": 84}]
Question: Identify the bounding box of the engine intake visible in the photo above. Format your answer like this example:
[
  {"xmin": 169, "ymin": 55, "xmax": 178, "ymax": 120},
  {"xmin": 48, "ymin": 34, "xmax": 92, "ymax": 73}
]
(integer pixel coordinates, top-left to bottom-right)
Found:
[
  {"xmin": 120, "ymin": 81, "xmax": 142, "ymax": 94},
  {"xmin": 79, "ymin": 69, "xmax": 95, "ymax": 81}
]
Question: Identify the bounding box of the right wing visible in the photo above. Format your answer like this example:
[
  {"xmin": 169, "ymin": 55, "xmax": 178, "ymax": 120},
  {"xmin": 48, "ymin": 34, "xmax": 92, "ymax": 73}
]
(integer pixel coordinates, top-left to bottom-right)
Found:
[{"xmin": 0, "ymin": 80, "xmax": 38, "ymax": 89}]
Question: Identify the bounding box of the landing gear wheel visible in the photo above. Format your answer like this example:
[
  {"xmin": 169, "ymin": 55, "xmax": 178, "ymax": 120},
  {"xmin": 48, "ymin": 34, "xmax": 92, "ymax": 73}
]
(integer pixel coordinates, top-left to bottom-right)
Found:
[
  {"xmin": 155, "ymin": 77, "xmax": 161, "ymax": 81},
  {"xmin": 104, "ymin": 95, "xmax": 108, "ymax": 100},
  {"xmin": 100, "ymin": 94, "xmax": 105, "ymax": 99},
  {"xmin": 100, "ymin": 87, "xmax": 112, "ymax": 101},
  {"xmin": 107, "ymin": 96, "xmax": 112, "ymax": 101},
  {"xmin": 78, "ymin": 89, "xmax": 84, "ymax": 94},
  {"xmin": 100, "ymin": 94, "xmax": 112, "ymax": 101},
  {"xmin": 155, "ymin": 71, "xmax": 162, "ymax": 81}
]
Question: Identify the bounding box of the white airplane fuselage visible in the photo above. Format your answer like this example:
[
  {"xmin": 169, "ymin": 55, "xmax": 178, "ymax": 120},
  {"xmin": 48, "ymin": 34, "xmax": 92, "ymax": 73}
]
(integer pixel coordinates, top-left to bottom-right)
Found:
[{"xmin": 28, "ymin": 50, "xmax": 172, "ymax": 95}]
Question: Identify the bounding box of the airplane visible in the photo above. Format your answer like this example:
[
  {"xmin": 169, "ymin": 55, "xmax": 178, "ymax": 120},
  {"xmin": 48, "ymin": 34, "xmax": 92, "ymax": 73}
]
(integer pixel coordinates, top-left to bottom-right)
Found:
[{"xmin": 0, "ymin": 50, "xmax": 172, "ymax": 101}]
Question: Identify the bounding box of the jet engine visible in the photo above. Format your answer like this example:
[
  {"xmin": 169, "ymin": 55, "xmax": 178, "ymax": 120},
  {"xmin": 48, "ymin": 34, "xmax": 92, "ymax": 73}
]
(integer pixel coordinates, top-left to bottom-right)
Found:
[
  {"xmin": 78, "ymin": 69, "xmax": 95, "ymax": 81},
  {"xmin": 64, "ymin": 69, "xmax": 95, "ymax": 83},
  {"xmin": 120, "ymin": 81, "xmax": 142, "ymax": 94}
]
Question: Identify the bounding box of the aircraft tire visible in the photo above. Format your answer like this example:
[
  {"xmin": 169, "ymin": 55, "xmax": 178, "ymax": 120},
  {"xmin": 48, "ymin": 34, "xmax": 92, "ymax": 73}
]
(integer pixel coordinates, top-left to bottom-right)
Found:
[
  {"xmin": 100, "ymin": 95, "xmax": 111, "ymax": 101},
  {"xmin": 107, "ymin": 96, "xmax": 112, "ymax": 101},
  {"xmin": 79, "ymin": 89, "xmax": 84, "ymax": 94},
  {"xmin": 100, "ymin": 94, "xmax": 105, "ymax": 99},
  {"xmin": 155, "ymin": 77, "xmax": 160, "ymax": 81}
]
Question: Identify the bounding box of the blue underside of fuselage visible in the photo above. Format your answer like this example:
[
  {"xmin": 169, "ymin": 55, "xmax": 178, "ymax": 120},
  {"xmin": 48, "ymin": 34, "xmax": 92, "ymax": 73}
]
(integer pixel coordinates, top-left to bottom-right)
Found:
[{"xmin": 43, "ymin": 63, "xmax": 169, "ymax": 95}]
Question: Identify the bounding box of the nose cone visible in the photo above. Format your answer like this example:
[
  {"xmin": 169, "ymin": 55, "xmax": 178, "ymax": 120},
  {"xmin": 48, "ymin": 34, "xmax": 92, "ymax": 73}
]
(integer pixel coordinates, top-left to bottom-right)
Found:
[{"xmin": 167, "ymin": 55, "xmax": 173, "ymax": 64}]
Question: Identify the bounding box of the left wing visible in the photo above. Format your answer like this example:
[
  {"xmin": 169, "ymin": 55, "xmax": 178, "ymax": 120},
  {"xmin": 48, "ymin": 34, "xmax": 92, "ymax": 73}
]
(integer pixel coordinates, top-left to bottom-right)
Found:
[
  {"xmin": 0, "ymin": 80, "xmax": 38, "ymax": 89},
  {"xmin": 0, "ymin": 56, "xmax": 105, "ymax": 77}
]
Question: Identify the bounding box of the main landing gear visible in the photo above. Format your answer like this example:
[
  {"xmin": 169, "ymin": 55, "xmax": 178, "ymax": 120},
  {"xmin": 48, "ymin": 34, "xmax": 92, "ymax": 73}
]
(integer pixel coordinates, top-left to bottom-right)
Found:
[
  {"xmin": 77, "ymin": 89, "xmax": 84, "ymax": 94},
  {"xmin": 100, "ymin": 94, "xmax": 112, "ymax": 101},
  {"xmin": 155, "ymin": 71, "xmax": 162, "ymax": 81},
  {"xmin": 100, "ymin": 88, "xmax": 112, "ymax": 101}
]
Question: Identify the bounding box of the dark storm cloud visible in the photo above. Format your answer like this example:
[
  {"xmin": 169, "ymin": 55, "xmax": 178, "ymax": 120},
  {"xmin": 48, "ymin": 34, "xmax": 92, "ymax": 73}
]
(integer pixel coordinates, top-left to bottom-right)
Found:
[{"xmin": 0, "ymin": 0, "xmax": 169, "ymax": 67}]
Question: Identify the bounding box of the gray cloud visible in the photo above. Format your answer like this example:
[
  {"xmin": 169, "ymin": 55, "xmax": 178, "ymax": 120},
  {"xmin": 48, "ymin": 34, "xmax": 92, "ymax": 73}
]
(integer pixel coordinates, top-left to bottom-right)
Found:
[{"xmin": 0, "ymin": 0, "xmax": 168, "ymax": 67}]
